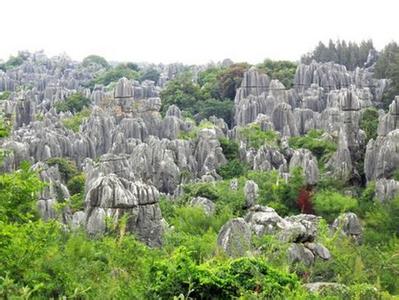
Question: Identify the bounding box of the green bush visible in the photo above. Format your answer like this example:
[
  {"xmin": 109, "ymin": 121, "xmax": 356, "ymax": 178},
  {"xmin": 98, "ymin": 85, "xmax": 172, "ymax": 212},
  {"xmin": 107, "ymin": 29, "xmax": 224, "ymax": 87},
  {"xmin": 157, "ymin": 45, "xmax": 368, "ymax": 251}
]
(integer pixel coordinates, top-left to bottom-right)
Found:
[
  {"xmin": 55, "ymin": 93, "xmax": 91, "ymax": 113},
  {"xmin": 94, "ymin": 64, "xmax": 139, "ymax": 86},
  {"xmin": 67, "ymin": 174, "xmax": 85, "ymax": 196},
  {"xmin": 239, "ymin": 124, "xmax": 279, "ymax": 149},
  {"xmin": 0, "ymin": 91, "xmax": 11, "ymax": 100},
  {"xmin": 148, "ymin": 247, "xmax": 299, "ymax": 299},
  {"xmin": 217, "ymin": 159, "xmax": 248, "ymax": 179},
  {"xmin": 257, "ymin": 59, "xmax": 297, "ymax": 88},
  {"xmin": 46, "ymin": 157, "xmax": 78, "ymax": 182},
  {"xmin": 82, "ymin": 55, "xmax": 110, "ymax": 69},
  {"xmin": 62, "ymin": 107, "xmax": 91, "ymax": 132},
  {"xmin": 360, "ymin": 108, "xmax": 379, "ymax": 142},
  {"xmin": 313, "ymin": 190, "xmax": 358, "ymax": 222},
  {"xmin": 0, "ymin": 117, "xmax": 11, "ymax": 138},
  {"xmin": 0, "ymin": 161, "xmax": 44, "ymax": 223},
  {"xmin": 289, "ymin": 129, "xmax": 337, "ymax": 162},
  {"xmin": 219, "ymin": 137, "xmax": 240, "ymax": 161}
]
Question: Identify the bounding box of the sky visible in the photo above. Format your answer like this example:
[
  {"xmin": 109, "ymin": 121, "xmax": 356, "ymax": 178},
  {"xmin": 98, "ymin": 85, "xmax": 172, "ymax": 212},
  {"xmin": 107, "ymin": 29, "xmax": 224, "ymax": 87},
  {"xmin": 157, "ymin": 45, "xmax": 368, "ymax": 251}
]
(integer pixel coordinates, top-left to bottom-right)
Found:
[{"xmin": 1, "ymin": 0, "xmax": 398, "ymax": 65}]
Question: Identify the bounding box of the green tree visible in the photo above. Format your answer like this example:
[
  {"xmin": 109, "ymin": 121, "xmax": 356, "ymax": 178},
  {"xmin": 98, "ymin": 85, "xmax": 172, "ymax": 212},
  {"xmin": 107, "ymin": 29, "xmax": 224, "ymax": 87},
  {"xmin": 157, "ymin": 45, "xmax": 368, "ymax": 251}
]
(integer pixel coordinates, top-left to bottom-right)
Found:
[
  {"xmin": 82, "ymin": 55, "xmax": 110, "ymax": 69},
  {"xmin": 257, "ymin": 59, "xmax": 297, "ymax": 88},
  {"xmin": 374, "ymin": 42, "xmax": 399, "ymax": 108},
  {"xmin": 139, "ymin": 68, "xmax": 160, "ymax": 83},
  {"xmin": 360, "ymin": 107, "xmax": 379, "ymax": 142},
  {"xmin": 55, "ymin": 93, "xmax": 91, "ymax": 113},
  {"xmin": 94, "ymin": 64, "xmax": 139, "ymax": 86},
  {"xmin": 0, "ymin": 162, "xmax": 44, "ymax": 223}
]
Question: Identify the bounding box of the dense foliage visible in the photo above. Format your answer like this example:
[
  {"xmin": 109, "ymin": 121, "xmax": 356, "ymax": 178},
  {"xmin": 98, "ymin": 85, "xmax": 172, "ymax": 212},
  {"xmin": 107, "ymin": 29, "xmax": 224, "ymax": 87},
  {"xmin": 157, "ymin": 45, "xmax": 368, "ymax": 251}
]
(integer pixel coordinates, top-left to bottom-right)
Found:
[
  {"xmin": 82, "ymin": 55, "xmax": 110, "ymax": 69},
  {"xmin": 301, "ymin": 39, "xmax": 375, "ymax": 70},
  {"xmin": 374, "ymin": 42, "xmax": 399, "ymax": 108},
  {"xmin": 94, "ymin": 63, "xmax": 140, "ymax": 86},
  {"xmin": 289, "ymin": 130, "xmax": 337, "ymax": 162},
  {"xmin": 62, "ymin": 107, "xmax": 91, "ymax": 132},
  {"xmin": 360, "ymin": 107, "xmax": 379, "ymax": 142},
  {"xmin": 55, "ymin": 93, "xmax": 91, "ymax": 113},
  {"xmin": 257, "ymin": 59, "xmax": 297, "ymax": 88},
  {"xmin": 0, "ymin": 160, "xmax": 399, "ymax": 298},
  {"xmin": 239, "ymin": 124, "xmax": 279, "ymax": 150}
]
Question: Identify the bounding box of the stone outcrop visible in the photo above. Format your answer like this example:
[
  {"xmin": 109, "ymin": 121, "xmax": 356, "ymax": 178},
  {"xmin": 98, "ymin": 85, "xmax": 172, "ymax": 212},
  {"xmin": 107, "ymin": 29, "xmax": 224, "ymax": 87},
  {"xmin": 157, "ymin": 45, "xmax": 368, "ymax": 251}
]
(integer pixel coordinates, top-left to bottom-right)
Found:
[
  {"xmin": 189, "ymin": 197, "xmax": 215, "ymax": 215},
  {"xmin": 217, "ymin": 218, "xmax": 252, "ymax": 257},
  {"xmin": 365, "ymin": 129, "xmax": 399, "ymax": 181},
  {"xmin": 84, "ymin": 173, "xmax": 164, "ymax": 247},
  {"xmin": 332, "ymin": 212, "xmax": 363, "ymax": 243},
  {"xmin": 244, "ymin": 180, "xmax": 258, "ymax": 208},
  {"xmin": 289, "ymin": 149, "xmax": 319, "ymax": 185},
  {"xmin": 375, "ymin": 178, "xmax": 399, "ymax": 202}
]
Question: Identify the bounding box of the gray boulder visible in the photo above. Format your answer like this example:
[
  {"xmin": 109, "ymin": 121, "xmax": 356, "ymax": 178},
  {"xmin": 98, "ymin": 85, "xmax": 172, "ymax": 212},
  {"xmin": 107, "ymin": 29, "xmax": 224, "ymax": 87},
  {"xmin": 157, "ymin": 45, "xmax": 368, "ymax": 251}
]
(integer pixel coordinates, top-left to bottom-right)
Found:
[{"xmin": 217, "ymin": 218, "xmax": 252, "ymax": 257}]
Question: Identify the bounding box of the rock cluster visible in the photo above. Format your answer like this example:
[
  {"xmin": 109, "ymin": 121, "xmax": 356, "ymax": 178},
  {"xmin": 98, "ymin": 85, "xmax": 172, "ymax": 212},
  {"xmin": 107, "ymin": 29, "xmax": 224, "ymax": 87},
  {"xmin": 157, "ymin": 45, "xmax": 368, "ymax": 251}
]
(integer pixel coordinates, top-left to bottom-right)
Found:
[{"xmin": 218, "ymin": 205, "xmax": 331, "ymax": 265}]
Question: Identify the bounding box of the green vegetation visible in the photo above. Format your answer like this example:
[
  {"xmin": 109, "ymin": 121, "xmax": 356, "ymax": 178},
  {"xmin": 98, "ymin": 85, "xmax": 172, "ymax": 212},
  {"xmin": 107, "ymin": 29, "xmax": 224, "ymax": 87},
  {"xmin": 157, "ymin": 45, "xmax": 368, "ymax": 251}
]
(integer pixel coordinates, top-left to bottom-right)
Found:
[
  {"xmin": 239, "ymin": 124, "xmax": 279, "ymax": 149},
  {"xmin": 360, "ymin": 107, "xmax": 379, "ymax": 142},
  {"xmin": 289, "ymin": 129, "xmax": 337, "ymax": 162},
  {"xmin": 0, "ymin": 160, "xmax": 399, "ymax": 298},
  {"xmin": 0, "ymin": 117, "xmax": 11, "ymax": 138},
  {"xmin": 62, "ymin": 107, "xmax": 91, "ymax": 132},
  {"xmin": 313, "ymin": 190, "xmax": 358, "ymax": 222},
  {"xmin": 301, "ymin": 39, "xmax": 375, "ymax": 70},
  {"xmin": 0, "ymin": 161, "xmax": 44, "ymax": 223},
  {"xmin": 0, "ymin": 91, "xmax": 11, "ymax": 100},
  {"xmin": 257, "ymin": 59, "xmax": 297, "ymax": 88},
  {"xmin": 82, "ymin": 55, "xmax": 110, "ymax": 69},
  {"xmin": 94, "ymin": 63, "xmax": 140, "ymax": 86},
  {"xmin": 160, "ymin": 63, "xmax": 250, "ymax": 126},
  {"xmin": 0, "ymin": 54, "xmax": 25, "ymax": 71},
  {"xmin": 46, "ymin": 157, "xmax": 78, "ymax": 182},
  {"xmin": 374, "ymin": 42, "xmax": 399, "ymax": 108},
  {"xmin": 139, "ymin": 68, "xmax": 160, "ymax": 83},
  {"xmin": 55, "ymin": 93, "xmax": 91, "ymax": 113}
]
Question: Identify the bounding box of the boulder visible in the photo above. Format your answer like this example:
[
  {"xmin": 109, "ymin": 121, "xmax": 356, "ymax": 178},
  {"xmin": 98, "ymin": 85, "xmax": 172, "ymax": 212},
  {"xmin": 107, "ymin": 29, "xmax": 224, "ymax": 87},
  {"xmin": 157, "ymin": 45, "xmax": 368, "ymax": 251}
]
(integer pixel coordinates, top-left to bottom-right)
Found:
[{"xmin": 217, "ymin": 218, "xmax": 252, "ymax": 257}]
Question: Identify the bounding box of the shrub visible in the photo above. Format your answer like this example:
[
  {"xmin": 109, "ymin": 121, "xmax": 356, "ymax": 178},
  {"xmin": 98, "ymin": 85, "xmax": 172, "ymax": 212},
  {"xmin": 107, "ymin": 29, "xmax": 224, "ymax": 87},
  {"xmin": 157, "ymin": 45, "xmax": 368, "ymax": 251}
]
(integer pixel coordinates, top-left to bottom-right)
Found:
[
  {"xmin": 313, "ymin": 190, "xmax": 358, "ymax": 222},
  {"xmin": 67, "ymin": 174, "xmax": 85, "ymax": 196},
  {"xmin": 219, "ymin": 137, "xmax": 239, "ymax": 161},
  {"xmin": 360, "ymin": 107, "xmax": 379, "ymax": 142},
  {"xmin": 148, "ymin": 247, "xmax": 299, "ymax": 299},
  {"xmin": 94, "ymin": 64, "xmax": 139, "ymax": 86},
  {"xmin": 0, "ymin": 161, "xmax": 44, "ymax": 223},
  {"xmin": 217, "ymin": 159, "xmax": 248, "ymax": 179},
  {"xmin": 239, "ymin": 124, "xmax": 279, "ymax": 149},
  {"xmin": 46, "ymin": 158, "xmax": 78, "ymax": 182},
  {"xmin": 62, "ymin": 108, "xmax": 91, "ymax": 132},
  {"xmin": 55, "ymin": 93, "xmax": 90, "ymax": 113},
  {"xmin": 0, "ymin": 91, "xmax": 11, "ymax": 100},
  {"xmin": 82, "ymin": 55, "xmax": 110, "ymax": 69},
  {"xmin": 289, "ymin": 129, "xmax": 337, "ymax": 162}
]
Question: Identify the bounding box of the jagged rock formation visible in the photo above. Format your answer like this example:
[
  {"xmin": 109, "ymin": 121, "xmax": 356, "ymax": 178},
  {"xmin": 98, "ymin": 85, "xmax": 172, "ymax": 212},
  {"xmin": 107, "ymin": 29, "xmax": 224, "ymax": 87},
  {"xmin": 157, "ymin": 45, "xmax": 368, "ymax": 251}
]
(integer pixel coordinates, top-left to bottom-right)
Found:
[
  {"xmin": 365, "ymin": 129, "xmax": 399, "ymax": 181},
  {"xmin": 375, "ymin": 178, "xmax": 399, "ymax": 202},
  {"xmin": 244, "ymin": 180, "xmax": 258, "ymax": 208},
  {"xmin": 332, "ymin": 212, "xmax": 363, "ymax": 243},
  {"xmin": 239, "ymin": 205, "xmax": 330, "ymax": 265},
  {"xmin": 84, "ymin": 170, "xmax": 164, "ymax": 247},
  {"xmin": 217, "ymin": 218, "xmax": 252, "ymax": 257},
  {"xmin": 189, "ymin": 197, "xmax": 215, "ymax": 215},
  {"xmin": 289, "ymin": 149, "xmax": 319, "ymax": 185}
]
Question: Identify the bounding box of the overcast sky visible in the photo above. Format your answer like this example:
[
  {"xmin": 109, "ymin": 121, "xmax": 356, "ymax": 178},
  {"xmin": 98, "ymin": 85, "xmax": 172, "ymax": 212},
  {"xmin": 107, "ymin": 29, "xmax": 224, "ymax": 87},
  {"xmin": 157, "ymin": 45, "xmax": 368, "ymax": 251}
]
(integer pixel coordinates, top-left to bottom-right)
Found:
[{"xmin": 1, "ymin": 0, "xmax": 398, "ymax": 64}]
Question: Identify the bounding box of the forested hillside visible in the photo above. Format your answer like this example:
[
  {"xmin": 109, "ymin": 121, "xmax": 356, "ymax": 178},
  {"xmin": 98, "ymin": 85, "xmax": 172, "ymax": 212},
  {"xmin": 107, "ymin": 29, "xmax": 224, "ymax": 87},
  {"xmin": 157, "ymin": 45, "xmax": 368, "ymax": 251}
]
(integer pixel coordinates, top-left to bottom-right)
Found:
[{"xmin": 0, "ymin": 42, "xmax": 399, "ymax": 299}]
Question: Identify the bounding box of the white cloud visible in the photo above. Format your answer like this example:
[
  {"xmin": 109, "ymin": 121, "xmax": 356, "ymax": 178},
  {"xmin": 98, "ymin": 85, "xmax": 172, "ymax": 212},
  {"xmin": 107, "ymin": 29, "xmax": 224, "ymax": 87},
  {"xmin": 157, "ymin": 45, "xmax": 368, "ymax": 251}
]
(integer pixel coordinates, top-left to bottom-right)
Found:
[{"xmin": 1, "ymin": 0, "xmax": 398, "ymax": 64}]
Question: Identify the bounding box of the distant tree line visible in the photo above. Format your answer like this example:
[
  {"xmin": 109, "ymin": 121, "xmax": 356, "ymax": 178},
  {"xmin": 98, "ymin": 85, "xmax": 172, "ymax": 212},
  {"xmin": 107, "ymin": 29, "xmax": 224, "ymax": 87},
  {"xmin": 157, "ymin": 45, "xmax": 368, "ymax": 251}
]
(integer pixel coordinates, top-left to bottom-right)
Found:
[{"xmin": 301, "ymin": 39, "xmax": 375, "ymax": 70}]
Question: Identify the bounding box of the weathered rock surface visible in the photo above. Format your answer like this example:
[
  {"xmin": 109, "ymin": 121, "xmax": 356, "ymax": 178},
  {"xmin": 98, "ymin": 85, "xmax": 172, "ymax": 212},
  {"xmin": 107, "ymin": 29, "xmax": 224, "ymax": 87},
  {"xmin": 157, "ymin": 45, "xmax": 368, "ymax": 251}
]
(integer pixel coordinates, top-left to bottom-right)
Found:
[
  {"xmin": 332, "ymin": 212, "xmax": 363, "ymax": 243},
  {"xmin": 244, "ymin": 180, "xmax": 258, "ymax": 208},
  {"xmin": 375, "ymin": 178, "xmax": 399, "ymax": 202},
  {"xmin": 189, "ymin": 197, "xmax": 215, "ymax": 215},
  {"xmin": 217, "ymin": 218, "xmax": 252, "ymax": 257}
]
